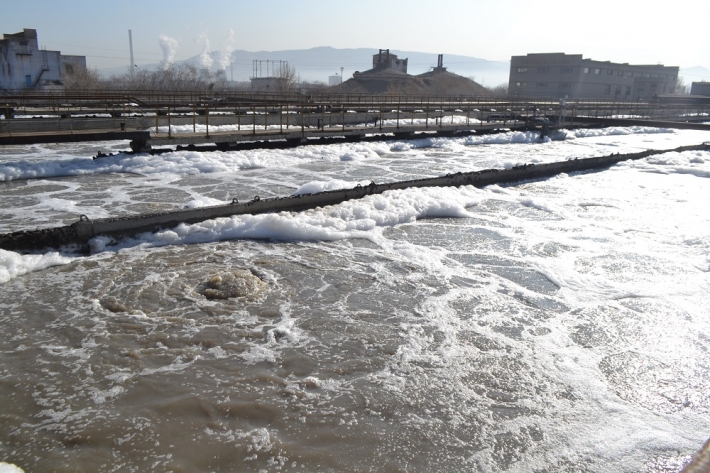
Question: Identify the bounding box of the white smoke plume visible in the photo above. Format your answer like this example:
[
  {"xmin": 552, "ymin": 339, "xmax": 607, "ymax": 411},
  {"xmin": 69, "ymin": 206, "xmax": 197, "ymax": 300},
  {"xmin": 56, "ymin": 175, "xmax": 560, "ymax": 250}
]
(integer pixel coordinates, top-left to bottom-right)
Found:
[
  {"xmin": 197, "ymin": 33, "xmax": 213, "ymax": 69},
  {"xmin": 217, "ymin": 29, "xmax": 236, "ymax": 70},
  {"xmin": 159, "ymin": 34, "xmax": 178, "ymax": 68}
]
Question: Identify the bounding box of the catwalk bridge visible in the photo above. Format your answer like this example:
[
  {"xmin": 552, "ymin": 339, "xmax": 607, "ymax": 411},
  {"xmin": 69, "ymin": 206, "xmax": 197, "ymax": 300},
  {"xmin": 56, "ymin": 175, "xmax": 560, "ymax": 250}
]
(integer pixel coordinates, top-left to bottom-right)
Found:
[{"xmin": 2, "ymin": 91, "xmax": 709, "ymax": 152}]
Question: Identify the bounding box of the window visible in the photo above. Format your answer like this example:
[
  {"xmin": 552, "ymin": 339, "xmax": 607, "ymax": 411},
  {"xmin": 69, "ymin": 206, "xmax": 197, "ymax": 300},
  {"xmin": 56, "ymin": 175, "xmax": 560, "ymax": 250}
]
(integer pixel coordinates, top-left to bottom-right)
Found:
[
  {"xmin": 536, "ymin": 82, "xmax": 547, "ymax": 88},
  {"xmin": 594, "ymin": 68, "xmax": 601, "ymax": 74},
  {"xmin": 515, "ymin": 82, "xmax": 526, "ymax": 87},
  {"xmin": 618, "ymin": 70, "xmax": 624, "ymax": 76},
  {"xmin": 605, "ymin": 85, "xmax": 611, "ymax": 95},
  {"xmin": 607, "ymin": 69, "xmax": 614, "ymax": 75},
  {"xmin": 615, "ymin": 86, "xmax": 621, "ymax": 96},
  {"xmin": 559, "ymin": 82, "xmax": 570, "ymax": 88},
  {"xmin": 537, "ymin": 66, "xmax": 549, "ymax": 73},
  {"xmin": 625, "ymin": 86, "xmax": 631, "ymax": 96},
  {"xmin": 626, "ymin": 72, "xmax": 633, "ymax": 78},
  {"xmin": 516, "ymin": 67, "xmax": 528, "ymax": 73},
  {"xmin": 561, "ymin": 66, "xmax": 573, "ymax": 73},
  {"xmin": 651, "ymin": 73, "xmax": 659, "ymax": 78},
  {"xmin": 583, "ymin": 67, "xmax": 590, "ymax": 74},
  {"xmin": 643, "ymin": 73, "xmax": 650, "ymax": 78}
]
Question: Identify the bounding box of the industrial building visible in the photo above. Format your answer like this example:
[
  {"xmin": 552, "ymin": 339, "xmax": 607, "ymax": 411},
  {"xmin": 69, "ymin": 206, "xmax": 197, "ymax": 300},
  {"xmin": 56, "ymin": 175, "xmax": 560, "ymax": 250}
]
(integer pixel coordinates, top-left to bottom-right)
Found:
[
  {"xmin": 351, "ymin": 49, "xmax": 410, "ymax": 82},
  {"xmin": 339, "ymin": 52, "xmax": 488, "ymax": 96},
  {"xmin": 508, "ymin": 53, "xmax": 678, "ymax": 100},
  {"xmin": 328, "ymin": 74, "xmax": 342, "ymax": 86},
  {"xmin": 0, "ymin": 28, "xmax": 86, "ymax": 91},
  {"xmin": 690, "ymin": 82, "xmax": 710, "ymax": 96},
  {"xmin": 249, "ymin": 59, "xmax": 290, "ymax": 91},
  {"xmin": 371, "ymin": 49, "xmax": 408, "ymax": 74}
]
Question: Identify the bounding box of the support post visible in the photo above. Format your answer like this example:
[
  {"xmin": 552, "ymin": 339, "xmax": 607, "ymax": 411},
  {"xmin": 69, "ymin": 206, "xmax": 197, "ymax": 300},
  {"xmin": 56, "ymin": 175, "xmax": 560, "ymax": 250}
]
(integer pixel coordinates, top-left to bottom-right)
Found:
[{"xmin": 397, "ymin": 97, "xmax": 400, "ymax": 129}]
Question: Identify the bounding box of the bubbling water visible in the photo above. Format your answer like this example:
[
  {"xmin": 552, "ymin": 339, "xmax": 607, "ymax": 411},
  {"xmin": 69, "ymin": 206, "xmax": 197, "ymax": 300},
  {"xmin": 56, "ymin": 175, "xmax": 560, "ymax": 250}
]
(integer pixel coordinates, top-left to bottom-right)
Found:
[{"xmin": 1, "ymin": 129, "xmax": 709, "ymax": 472}]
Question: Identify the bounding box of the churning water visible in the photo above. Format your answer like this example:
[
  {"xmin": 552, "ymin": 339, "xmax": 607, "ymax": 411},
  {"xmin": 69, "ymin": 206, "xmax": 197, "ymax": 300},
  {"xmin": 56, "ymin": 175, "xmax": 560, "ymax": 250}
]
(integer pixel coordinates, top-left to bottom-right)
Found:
[{"xmin": 1, "ymin": 127, "xmax": 709, "ymax": 472}]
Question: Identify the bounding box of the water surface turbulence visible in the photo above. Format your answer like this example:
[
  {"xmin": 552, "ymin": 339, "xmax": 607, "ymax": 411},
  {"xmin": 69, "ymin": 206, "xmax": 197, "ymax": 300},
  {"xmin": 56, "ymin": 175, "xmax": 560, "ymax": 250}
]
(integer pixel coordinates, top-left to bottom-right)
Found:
[{"xmin": 1, "ymin": 127, "xmax": 709, "ymax": 472}]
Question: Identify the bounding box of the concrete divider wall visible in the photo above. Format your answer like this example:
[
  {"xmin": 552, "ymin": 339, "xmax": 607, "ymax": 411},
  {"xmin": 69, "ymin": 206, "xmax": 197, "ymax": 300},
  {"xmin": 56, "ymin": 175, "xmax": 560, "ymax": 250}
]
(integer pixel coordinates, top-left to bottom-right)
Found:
[
  {"xmin": 1, "ymin": 143, "xmax": 707, "ymax": 253},
  {"xmin": 0, "ymin": 111, "xmax": 470, "ymax": 134}
]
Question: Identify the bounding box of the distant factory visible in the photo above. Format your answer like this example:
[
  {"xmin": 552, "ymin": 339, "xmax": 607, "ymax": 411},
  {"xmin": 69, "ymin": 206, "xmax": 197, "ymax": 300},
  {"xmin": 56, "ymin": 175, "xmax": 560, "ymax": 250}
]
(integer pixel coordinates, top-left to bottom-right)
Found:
[
  {"xmin": 341, "ymin": 49, "xmax": 487, "ymax": 96},
  {"xmin": 508, "ymin": 53, "xmax": 679, "ymax": 100},
  {"xmin": 0, "ymin": 28, "xmax": 86, "ymax": 91},
  {"xmin": 690, "ymin": 82, "xmax": 710, "ymax": 96}
]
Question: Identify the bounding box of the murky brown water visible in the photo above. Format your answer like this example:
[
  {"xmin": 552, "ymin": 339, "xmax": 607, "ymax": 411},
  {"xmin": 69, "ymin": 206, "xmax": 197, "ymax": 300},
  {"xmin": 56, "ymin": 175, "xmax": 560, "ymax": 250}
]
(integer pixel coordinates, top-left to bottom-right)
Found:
[{"xmin": 2, "ymin": 131, "xmax": 710, "ymax": 472}]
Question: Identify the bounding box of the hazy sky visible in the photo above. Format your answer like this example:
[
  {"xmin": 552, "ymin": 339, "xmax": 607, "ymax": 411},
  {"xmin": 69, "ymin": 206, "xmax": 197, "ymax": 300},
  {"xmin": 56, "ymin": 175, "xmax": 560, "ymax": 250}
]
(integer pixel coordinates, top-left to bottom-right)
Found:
[{"xmin": 2, "ymin": 0, "xmax": 708, "ymax": 76}]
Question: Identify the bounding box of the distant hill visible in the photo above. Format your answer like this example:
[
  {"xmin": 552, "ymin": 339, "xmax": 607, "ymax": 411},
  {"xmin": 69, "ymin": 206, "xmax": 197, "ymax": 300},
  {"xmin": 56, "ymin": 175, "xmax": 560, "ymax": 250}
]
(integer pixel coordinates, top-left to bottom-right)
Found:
[
  {"xmin": 681, "ymin": 66, "xmax": 710, "ymax": 83},
  {"xmin": 99, "ymin": 46, "xmax": 512, "ymax": 87},
  {"xmin": 98, "ymin": 47, "xmax": 710, "ymax": 89}
]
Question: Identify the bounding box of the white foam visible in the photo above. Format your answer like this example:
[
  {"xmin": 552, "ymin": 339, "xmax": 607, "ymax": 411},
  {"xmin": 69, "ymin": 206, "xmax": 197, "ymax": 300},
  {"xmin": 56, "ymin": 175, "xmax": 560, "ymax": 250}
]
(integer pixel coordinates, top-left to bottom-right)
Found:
[
  {"xmin": 183, "ymin": 195, "xmax": 228, "ymax": 208},
  {"xmin": 566, "ymin": 126, "xmax": 675, "ymax": 138},
  {"xmin": 0, "ymin": 249, "xmax": 74, "ymax": 284},
  {"xmin": 0, "ymin": 127, "xmax": 697, "ymax": 184},
  {"xmin": 0, "ymin": 463, "xmax": 25, "ymax": 473},
  {"xmin": 0, "ymin": 141, "xmax": 389, "ymax": 181},
  {"xmin": 3, "ymin": 126, "xmax": 710, "ymax": 470},
  {"xmin": 292, "ymin": 179, "xmax": 374, "ymax": 195},
  {"xmin": 97, "ymin": 185, "xmax": 482, "ymax": 252},
  {"xmin": 33, "ymin": 197, "xmax": 111, "ymax": 218}
]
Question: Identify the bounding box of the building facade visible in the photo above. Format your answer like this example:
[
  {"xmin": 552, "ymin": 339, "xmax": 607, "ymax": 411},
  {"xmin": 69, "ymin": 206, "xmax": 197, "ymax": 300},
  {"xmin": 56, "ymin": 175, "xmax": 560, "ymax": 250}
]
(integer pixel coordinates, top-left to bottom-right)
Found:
[
  {"xmin": 0, "ymin": 29, "xmax": 86, "ymax": 91},
  {"xmin": 328, "ymin": 74, "xmax": 342, "ymax": 86},
  {"xmin": 690, "ymin": 82, "xmax": 710, "ymax": 96},
  {"xmin": 508, "ymin": 53, "xmax": 678, "ymax": 100},
  {"xmin": 372, "ymin": 49, "xmax": 408, "ymax": 74}
]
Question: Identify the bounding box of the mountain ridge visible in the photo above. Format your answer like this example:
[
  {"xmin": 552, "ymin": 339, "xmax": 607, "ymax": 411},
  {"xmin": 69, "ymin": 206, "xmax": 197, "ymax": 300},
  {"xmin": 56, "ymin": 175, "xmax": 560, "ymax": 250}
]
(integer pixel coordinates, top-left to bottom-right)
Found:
[
  {"xmin": 100, "ymin": 46, "xmax": 511, "ymax": 86},
  {"xmin": 98, "ymin": 47, "xmax": 710, "ymax": 88}
]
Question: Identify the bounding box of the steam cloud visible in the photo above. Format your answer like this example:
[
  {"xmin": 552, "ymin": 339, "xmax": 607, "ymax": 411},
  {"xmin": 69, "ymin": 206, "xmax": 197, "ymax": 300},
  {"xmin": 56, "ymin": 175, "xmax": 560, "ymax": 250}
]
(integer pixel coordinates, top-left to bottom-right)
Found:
[
  {"xmin": 159, "ymin": 35, "xmax": 178, "ymax": 68},
  {"xmin": 217, "ymin": 29, "xmax": 236, "ymax": 70},
  {"xmin": 197, "ymin": 33, "xmax": 213, "ymax": 69}
]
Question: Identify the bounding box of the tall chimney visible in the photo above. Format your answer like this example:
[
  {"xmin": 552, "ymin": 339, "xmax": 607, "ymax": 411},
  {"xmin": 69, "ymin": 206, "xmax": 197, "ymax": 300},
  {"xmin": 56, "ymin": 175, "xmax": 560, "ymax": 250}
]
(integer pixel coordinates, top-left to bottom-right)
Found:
[{"xmin": 128, "ymin": 29, "xmax": 134, "ymax": 74}]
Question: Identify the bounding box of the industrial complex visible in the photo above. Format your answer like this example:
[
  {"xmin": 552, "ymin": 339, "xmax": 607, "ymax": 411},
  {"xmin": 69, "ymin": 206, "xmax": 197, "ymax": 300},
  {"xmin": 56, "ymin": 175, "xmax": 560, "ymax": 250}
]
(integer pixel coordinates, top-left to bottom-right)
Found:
[
  {"xmin": 508, "ymin": 52, "xmax": 679, "ymax": 100},
  {"xmin": 2, "ymin": 26, "xmax": 703, "ymax": 103}
]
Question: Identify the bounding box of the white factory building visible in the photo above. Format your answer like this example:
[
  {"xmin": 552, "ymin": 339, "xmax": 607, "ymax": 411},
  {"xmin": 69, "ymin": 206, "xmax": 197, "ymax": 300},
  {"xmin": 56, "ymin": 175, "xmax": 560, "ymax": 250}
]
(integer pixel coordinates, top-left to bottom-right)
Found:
[{"xmin": 0, "ymin": 28, "xmax": 86, "ymax": 91}]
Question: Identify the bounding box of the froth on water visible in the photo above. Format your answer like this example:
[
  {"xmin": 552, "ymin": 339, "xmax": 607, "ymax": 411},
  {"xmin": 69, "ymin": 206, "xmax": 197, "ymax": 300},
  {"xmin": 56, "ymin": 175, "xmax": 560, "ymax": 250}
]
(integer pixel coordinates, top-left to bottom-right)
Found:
[{"xmin": 1, "ymin": 129, "xmax": 709, "ymax": 471}]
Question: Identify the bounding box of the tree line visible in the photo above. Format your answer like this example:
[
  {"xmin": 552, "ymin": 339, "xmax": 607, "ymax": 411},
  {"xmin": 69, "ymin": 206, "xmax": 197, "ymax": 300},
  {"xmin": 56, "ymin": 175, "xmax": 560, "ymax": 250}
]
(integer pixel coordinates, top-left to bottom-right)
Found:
[{"xmin": 62, "ymin": 63, "xmax": 321, "ymax": 93}]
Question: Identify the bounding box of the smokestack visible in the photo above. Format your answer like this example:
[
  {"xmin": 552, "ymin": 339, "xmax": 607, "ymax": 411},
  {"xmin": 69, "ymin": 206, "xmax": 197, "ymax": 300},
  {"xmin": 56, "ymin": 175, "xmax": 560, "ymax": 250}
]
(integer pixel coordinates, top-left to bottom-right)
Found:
[{"xmin": 128, "ymin": 29, "xmax": 134, "ymax": 74}]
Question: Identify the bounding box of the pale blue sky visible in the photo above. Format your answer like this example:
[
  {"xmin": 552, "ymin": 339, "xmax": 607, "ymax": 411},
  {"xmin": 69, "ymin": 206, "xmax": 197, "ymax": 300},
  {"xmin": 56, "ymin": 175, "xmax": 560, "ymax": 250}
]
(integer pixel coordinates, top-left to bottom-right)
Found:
[{"xmin": 2, "ymin": 0, "xmax": 708, "ymax": 74}]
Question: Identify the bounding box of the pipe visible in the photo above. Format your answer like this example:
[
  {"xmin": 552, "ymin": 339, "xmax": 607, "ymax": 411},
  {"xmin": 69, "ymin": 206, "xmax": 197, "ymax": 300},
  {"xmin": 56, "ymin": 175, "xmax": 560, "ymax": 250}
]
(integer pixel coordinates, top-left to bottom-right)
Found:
[{"xmin": 1, "ymin": 143, "xmax": 708, "ymax": 253}]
